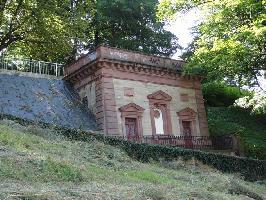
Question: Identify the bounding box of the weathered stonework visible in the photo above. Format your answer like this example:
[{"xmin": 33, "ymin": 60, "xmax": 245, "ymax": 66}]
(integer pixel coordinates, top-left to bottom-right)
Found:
[
  {"xmin": 64, "ymin": 46, "xmax": 209, "ymax": 137},
  {"xmin": 112, "ymin": 79, "xmax": 201, "ymax": 136}
]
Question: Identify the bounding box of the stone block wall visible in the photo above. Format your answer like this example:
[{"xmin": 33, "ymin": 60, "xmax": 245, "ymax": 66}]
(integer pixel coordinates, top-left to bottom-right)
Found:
[
  {"xmin": 112, "ymin": 79, "xmax": 201, "ymax": 136},
  {"xmin": 0, "ymin": 71, "xmax": 97, "ymax": 131},
  {"xmin": 78, "ymin": 81, "xmax": 96, "ymax": 115}
]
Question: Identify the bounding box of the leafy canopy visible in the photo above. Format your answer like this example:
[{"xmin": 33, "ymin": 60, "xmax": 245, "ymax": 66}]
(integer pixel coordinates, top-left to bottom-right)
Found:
[
  {"xmin": 0, "ymin": 0, "xmax": 82, "ymax": 63},
  {"xmin": 1, "ymin": 0, "xmax": 180, "ymax": 63},
  {"xmin": 202, "ymin": 82, "xmax": 250, "ymax": 107},
  {"xmin": 158, "ymin": 0, "xmax": 266, "ymax": 88},
  {"xmin": 81, "ymin": 0, "xmax": 180, "ymax": 57}
]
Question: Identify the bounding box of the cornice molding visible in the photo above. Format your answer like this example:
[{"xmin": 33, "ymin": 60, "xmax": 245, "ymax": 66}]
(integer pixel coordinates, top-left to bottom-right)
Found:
[
  {"xmin": 99, "ymin": 59, "xmax": 202, "ymax": 81},
  {"xmin": 64, "ymin": 59, "xmax": 202, "ymax": 88}
]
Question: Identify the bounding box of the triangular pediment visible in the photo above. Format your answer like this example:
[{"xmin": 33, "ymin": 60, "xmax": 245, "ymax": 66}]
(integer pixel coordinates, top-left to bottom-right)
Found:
[
  {"xmin": 147, "ymin": 90, "xmax": 172, "ymax": 101},
  {"xmin": 119, "ymin": 103, "xmax": 145, "ymax": 112},
  {"xmin": 177, "ymin": 107, "xmax": 197, "ymax": 117}
]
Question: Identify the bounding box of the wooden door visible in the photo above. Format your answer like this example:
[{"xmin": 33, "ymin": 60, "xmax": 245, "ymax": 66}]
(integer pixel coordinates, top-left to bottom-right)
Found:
[
  {"xmin": 182, "ymin": 121, "xmax": 193, "ymax": 148},
  {"xmin": 125, "ymin": 118, "xmax": 138, "ymax": 140}
]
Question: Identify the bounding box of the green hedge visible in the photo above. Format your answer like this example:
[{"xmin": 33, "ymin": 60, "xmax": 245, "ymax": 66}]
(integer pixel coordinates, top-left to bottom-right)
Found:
[
  {"xmin": 202, "ymin": 82, "xmax": 250, "ymax": 107},
  {"xmin": 207, "ymin": 107, "xmax": 266, "ymax": 160},
  {"xmin": 67, "ymin": 133, "xmax": 266, "ymax": 182},
  {"xmin": 1, "ymin": 114, "xmax": 265, "ymax": 181}
]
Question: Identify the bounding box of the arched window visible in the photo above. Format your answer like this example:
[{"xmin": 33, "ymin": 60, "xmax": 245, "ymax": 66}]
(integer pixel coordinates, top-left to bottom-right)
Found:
[
  {"xmin": 154, "ymin": 108, "xmax": 164, "ymax": 135},
  {"xmin": 147, "ymin": 90, "xmax": 172, "ymax": 135}
]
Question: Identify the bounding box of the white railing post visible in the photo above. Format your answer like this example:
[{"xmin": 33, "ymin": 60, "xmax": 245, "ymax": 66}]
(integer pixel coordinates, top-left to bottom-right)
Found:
[
  {"xmin": 55, "ymin": 63, "xmax": 58, "ymax": 77},
  {"xmin": 62, "ymin": 66, "xmax": 65, "ymax": 76},
  {"xmin": 0, "ymin": 57, "xmax": 63, "ymax": 76},
  {"xmin": 38, "ymin": 61, "xmax": 41, "ymax": 74}
]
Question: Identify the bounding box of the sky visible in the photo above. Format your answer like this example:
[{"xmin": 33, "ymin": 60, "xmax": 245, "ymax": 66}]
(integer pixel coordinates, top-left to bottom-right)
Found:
[
  {"xmin": 166, "ymin": 10, "xmax": 266, "ymax": 91},
  {"xmin": 165, "ymin": 8, "xmax": 201, "ymax": 59}
]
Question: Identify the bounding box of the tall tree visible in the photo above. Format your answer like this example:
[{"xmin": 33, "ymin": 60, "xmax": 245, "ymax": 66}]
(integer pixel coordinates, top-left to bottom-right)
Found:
[
  {"xmin": 87, "ymin": 0, "xmax": 180, "ymax": 57},
  {"xmin": 1, "ymin": 0, "xmax": 180, "ymax": 63},
  {"xmin": 158, "ymin": 0, "xmax": 266, "ymax": 88},
  {"xmin": 0, "ymin": 0, "xmax": 81, "ymax": 62}
]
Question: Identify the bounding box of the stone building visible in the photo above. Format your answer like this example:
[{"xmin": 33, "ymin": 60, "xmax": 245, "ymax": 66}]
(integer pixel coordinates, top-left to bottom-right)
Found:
[{"xmin": 64, "ymin": 46, "xmax": 209, "ymax": 139}]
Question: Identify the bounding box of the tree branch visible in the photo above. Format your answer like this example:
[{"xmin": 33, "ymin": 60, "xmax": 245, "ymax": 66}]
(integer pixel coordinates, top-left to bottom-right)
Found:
[
  {"xmin": 9, "ymin": 0, "xmax": 24, "ymax": 30},
  {"xmin": 254, "ymin": 73, "xmax": 266, "ymax": 92},
  {"xmin": 0, "ymin": 0, "xmax": 8, "ymax": 13},
  {"xmin": 0, "ymin": 0, "xmax": 31, "ymax": 52},
  {"xmin": 0, "ymin": 34, "xmax": 23, "ymax": 51}
]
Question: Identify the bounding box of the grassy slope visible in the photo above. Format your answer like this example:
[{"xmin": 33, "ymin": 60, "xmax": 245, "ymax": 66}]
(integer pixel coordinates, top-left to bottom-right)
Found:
[
  {"xmin": 0, "ymin": 120, "xmax": 265, "ymax": 200},
  {"xmin": 207, "ymin": 107, "xmax": 266, "ymax": 159}
]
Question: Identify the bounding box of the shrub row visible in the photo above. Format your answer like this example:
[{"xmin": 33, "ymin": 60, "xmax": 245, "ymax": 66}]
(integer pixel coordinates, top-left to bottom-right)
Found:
[
  {"xmin": 0, "ymin": 114, "xmax": 265, "ymax": 181},
  {"xmin": 207, "ymin": 107, "xmax": 266, "ymax": 160},
  {"xmin": 202, "ymin": 82, "xmax": 250, "ymax": 107}
]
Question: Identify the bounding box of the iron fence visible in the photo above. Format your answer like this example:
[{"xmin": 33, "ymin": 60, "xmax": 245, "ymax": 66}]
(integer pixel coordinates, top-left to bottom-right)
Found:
[
  {"xmin": 112, "ymin": 135, "xmax": 235, "ymax": 150},
  {"xmin": 0, "ymin": 56, "xmax": 64, "ymax": 77}
]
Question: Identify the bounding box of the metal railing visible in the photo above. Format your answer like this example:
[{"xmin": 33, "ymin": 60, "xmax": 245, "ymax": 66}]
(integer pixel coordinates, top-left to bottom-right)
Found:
[
  {"xmin": 0, "ymin": 57, "xmax": 64, "ymax": 77},
  {"xmin": 112, "ymin": 135, "xmax": 235, "ymax": 150}
]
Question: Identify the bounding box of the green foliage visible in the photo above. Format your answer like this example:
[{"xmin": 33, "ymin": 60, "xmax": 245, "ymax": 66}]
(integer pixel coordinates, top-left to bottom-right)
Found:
[
  {"xmin": 90, "ymin": 0, "xmax": 180, "ymax": 57},
  {"xmin": 208, "ymin": 120, "xmax": 243, "ymax": 137},
  {"xmin": 158, "ymin": 0, "xmax": 266, "ymax": 87},
  {"xmin": 1, "ymin": 118, "xmax": 266, "ymax": 199},
  {"xmin": 1, "ymin": 113, "xmax": 265, "ymax": 181},
  {"xmin": 157, "ymin": 0, "xmax": 203, "ymax": 19},
  {"xmin": 0, "ymin": 156, "xmax": 82, "ymax": 182},
  {"xmin": 86, "ymin": 135, "xmax": 266, "ymax": 181},
  {"xmin": 41, "ymin": 157, "xmax": 83, "ymax": 182},
  {"xmin": 202, "ymin": 82, "xmax": 250, "ymax": 107},
  {"xmin": 0, "ymin": 0, "xmax": 79, "ymax": 63},
  {"xmin": 207, "ymin": 107, "xmax": 266, "ymax": 160},
  {"xmin": 1, "ymin": 0, "xmax": 179, "ymax": 63}
]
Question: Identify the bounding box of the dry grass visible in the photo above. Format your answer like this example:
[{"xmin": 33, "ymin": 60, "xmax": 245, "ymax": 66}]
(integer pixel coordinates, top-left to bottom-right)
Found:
[{"xmin": 0, "ymin": 119, "xmax": 265, "ymax": 200}]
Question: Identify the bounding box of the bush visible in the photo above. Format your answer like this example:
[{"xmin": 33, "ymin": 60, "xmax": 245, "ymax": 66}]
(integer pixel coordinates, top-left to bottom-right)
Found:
[
  {"xmin": 90, "ymin": 135, "xmax": 265, "ymax": 181},
  {"xmin": 207, "ymin": 107, "xmax": 244, "ymax": 136},
  {"xmin": 202, "ymin": 82, "xmax": 250, "ymax": 107},
  {"xmin": 207, "ymin": 107, "xmax": 266, "ymax": 160}
]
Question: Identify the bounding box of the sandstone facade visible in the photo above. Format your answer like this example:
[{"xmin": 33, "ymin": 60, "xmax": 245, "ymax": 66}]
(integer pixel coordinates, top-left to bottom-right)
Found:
[{"xmin": 64, "ymin": 46, "xmax": 209, "ymax": 137}]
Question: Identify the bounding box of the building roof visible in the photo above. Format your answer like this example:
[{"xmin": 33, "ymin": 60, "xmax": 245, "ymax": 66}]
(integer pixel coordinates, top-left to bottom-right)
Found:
[{"xmin": 64, "ymin": 46, "xmax": 186, "ymax": 77}]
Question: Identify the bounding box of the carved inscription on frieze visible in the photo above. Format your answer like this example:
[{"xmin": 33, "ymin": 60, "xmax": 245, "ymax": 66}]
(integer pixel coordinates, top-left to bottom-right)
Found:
[
  {"xmin": 149, "ymin": 57, "xmax": 161, "ymax": 65},
  {"xmin": 109, "ymin": 50, "xmax": 129, "ymax": 61},
  {"xmin": 142, "ymin": 55, "xmax": 162, "ymax": 66}
]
